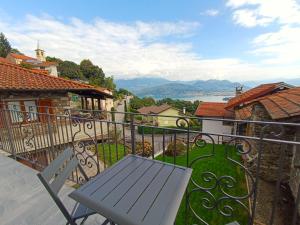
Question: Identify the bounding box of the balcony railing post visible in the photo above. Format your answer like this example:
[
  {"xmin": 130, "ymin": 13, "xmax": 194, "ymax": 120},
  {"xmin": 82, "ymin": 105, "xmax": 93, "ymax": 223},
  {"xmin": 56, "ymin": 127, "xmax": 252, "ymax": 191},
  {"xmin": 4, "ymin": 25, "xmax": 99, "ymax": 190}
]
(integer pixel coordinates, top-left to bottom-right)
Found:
[
  {"xmin": 4, "ymin": 109, "xmax": 16, "ymax": 159},
  {"xmin": 130, "ymin": 113, "xmax": 135, "ymax": 155},
  {"xmin": 46, "ymin": 107, "xmax": 56, "ymax": 160}
]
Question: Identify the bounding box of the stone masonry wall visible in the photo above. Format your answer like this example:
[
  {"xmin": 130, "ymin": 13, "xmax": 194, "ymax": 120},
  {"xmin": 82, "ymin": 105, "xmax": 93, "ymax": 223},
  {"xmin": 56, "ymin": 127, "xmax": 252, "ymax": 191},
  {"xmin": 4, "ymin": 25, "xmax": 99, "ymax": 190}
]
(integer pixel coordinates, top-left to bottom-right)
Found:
[
  {"xmin": 247, "ymin": 103, "xmax": 295, "ymax": 182},
  {"xmin": 289, "ymin": 127, "xmax": 300, "ymax": 214}
]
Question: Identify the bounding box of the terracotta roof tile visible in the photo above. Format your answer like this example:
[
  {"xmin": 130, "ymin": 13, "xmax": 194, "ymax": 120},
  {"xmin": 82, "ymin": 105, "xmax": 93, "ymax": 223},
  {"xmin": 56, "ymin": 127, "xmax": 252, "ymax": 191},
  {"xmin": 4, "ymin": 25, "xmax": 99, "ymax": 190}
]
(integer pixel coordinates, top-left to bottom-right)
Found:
[
  {"xmin": 26, "ymin": 60, "xmax": 58, "ymax": 67},
  {"xmin": 138, "ymin": 104, "xmax": 173, "ymax": 114},
  {"xmin": 0, "ymin": 61, "xmax": 112, "ymax": 97},
  {"xmin": 226, "ymin": 82, "xmax": 288, "ymax": 109},
  {"xmin": 0, "ymin": 57, "xmax": 12, "ymax": 63},
  {"xmin": 252, "ymin": 87, "xmax": 300, "ymax": 120},
  {"xmin": 195, "ymin": 102, "xmax": 234, "ymax": 118},
  {"xmin": 9, "ymin": 53, "xmax": 36, "ymax": 60}
]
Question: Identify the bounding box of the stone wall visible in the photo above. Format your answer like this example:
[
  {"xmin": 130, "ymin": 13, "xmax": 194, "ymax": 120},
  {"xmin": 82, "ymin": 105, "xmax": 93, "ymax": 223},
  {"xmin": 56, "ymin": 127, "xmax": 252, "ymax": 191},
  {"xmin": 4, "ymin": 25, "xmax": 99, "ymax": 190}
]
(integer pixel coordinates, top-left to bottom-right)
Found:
[
  {"xmin": 247, "ymin": 103, "xmax": 295, "ymax": 182},
  {"xmin": 289, "ymin": 127, "xmax": 300, "ymax": 214},
  {"xmin": 50, "ymin": 95, "xmax": 70, "ymax": 115}
]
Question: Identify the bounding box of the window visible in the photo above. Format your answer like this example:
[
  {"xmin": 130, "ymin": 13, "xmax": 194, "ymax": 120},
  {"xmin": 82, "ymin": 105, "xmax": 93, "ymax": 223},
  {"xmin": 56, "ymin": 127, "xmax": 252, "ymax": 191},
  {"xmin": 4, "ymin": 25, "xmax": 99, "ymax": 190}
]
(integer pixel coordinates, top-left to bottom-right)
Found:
[
  {"xmin": 24, "ymin": 101, "xmax": 38, "ymax": 121},
  {"xmin": 7, "ymin": 101, "xmax": 23, "ymax": 123},
  {"xmin": 7, "ymin": 100, "xmax": 38, "ymax": 123}
]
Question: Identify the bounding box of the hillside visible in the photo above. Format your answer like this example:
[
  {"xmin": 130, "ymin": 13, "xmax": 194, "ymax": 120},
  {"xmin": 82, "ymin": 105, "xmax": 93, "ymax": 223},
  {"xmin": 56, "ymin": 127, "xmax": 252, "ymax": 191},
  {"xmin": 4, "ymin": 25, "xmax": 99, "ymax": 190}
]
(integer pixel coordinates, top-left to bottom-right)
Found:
[{"xmin": 116, "ymin": 78, "xmax": 244, "ymax": 98}]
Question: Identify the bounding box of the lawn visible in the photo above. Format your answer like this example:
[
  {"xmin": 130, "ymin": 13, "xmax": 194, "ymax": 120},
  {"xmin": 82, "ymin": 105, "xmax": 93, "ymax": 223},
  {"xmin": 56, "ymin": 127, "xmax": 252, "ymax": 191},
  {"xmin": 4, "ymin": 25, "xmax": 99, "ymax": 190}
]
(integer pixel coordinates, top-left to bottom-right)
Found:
[
  {"xmin": 97, "ymin": 143, "xmax": 128, "ymax": 167},
  {"xmin": 156, "ymin": 143, "xmax": 249, "ymax": 225},
  {"xmin": 96, "ymin": 143, "xmax": 249, "ymax": 225}
]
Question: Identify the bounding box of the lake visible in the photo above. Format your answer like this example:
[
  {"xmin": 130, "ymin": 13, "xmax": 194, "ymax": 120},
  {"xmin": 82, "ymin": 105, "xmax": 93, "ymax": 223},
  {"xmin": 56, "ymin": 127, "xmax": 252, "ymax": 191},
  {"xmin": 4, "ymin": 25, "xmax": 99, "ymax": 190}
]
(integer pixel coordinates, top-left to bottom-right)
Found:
[{"xmin": 156, "ymin": 95, "xmax": 234, "ymax": 102}]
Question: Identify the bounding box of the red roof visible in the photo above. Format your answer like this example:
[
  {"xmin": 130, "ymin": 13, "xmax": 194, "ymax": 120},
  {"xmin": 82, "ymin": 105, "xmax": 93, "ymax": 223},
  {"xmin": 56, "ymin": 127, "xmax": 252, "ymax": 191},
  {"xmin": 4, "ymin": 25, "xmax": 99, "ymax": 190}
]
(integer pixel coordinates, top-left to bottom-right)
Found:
[
  {"xmin": 235, "ymin": 105, "xmax": 252, "ymax": 120},
  {"xmin": 0, "ymin": 57, "xmax": 12, "ymax": 63},
  {"xmin": 0, "ymin": 61, "xmax": 112, "ymax": 97},
  {"xmin": 138, "ymin": 104, "xmax": 173, "ymax": 114},
  {"xmin": 251, "ymin": 87, "xmax": 300, "ymax": 120},
  {"xmin": 26, "ymin": 60, "xmax": 58, "ymax": 67},
  {"xmin": 195, "ymin": 102, "xmax": 234, "ymax": 118},
  {"xmin": 226, "ymin": 82, "xmax": 288, "ymax": 109},
  {"xmin": 9, "ymin": 53, "xmax": 36, "ymax": 60}
]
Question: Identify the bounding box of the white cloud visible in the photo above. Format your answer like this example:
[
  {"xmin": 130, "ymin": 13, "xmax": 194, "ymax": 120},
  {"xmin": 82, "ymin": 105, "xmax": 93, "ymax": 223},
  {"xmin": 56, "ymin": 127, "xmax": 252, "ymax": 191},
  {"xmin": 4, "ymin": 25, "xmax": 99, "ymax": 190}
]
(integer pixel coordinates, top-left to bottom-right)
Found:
[
  {"xmin": 232, "ymin": 9, "xmax": 273, "ymax": 27},
  {"xmin": 251, "ymin": 25, "xmax": 300, "ymax": 64},
  {"xmin": 227, "ymin": 0, "xmax": 300, "ymax": 27},
  {"xmin": 226, "ymin": 0, "xmax": 300, "ymax": 66},
  {"xmin": 201, "ymin": 9, "xmax": 219, "ymax": 17},
  {"xmin": 0, "ymin": 14, "xmax": 299, "ymax": 81}
]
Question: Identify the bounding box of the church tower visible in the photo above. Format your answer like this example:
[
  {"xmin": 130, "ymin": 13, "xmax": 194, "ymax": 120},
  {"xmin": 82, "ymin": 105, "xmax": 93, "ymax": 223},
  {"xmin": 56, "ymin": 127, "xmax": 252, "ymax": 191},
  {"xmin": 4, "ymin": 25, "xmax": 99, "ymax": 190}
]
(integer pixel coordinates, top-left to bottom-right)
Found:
[{"xmin": 35, "ymin": 41, "xmax": 46, "ymax": 62}]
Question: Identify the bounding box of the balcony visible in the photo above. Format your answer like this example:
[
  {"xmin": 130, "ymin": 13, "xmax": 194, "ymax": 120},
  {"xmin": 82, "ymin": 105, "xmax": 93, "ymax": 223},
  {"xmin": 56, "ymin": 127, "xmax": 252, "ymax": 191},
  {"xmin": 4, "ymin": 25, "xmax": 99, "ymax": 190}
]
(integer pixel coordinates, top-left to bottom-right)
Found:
[{"xmin": 0, "ymin": 106, "xmax": 299, "ymax": 225}]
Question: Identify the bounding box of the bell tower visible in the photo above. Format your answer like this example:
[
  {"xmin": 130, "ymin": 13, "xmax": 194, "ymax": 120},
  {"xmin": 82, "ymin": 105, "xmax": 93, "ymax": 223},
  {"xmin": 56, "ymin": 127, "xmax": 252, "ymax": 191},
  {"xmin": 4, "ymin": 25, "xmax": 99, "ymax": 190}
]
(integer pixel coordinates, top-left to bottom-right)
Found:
[{"xmin": 35, "ymin": 41, "xmax": 46, "ymax": 62}]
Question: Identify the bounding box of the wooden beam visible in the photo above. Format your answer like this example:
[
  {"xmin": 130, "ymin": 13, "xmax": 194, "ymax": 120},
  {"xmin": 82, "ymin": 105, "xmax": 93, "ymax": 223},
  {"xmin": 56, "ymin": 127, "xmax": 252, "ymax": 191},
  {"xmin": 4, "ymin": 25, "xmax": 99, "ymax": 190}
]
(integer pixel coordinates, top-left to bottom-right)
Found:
[
  {"xmin": 85, "ymin": 97, "xmax": 88, "ymax": 110},
  {"xmin": 97, "ymin": 98, "xmax": 101, "ymax": 110},
  {"xmin": 81, "ymin": 97, "xmax": 84, "ymax": 110},
  {"xmin": 91, "ymin": 98, "xmax": 95, "ymax": 111}
]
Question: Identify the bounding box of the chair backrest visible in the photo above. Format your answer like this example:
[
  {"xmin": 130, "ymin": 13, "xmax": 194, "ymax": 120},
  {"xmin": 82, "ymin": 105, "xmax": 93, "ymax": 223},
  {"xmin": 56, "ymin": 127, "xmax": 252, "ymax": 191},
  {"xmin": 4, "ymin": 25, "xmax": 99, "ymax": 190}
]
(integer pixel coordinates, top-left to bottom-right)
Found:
[{"xmin": 37, "ymin": 147, "xmax": 88, "ymax": 225}]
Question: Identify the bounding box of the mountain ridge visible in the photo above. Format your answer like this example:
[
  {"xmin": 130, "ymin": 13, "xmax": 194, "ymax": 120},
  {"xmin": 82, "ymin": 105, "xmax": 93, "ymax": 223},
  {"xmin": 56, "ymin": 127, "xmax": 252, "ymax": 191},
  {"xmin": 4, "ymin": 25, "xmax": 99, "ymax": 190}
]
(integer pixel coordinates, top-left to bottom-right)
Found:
[{"xmin": 115, "ymin": 77, "xmax": 244, "ymax": 98}]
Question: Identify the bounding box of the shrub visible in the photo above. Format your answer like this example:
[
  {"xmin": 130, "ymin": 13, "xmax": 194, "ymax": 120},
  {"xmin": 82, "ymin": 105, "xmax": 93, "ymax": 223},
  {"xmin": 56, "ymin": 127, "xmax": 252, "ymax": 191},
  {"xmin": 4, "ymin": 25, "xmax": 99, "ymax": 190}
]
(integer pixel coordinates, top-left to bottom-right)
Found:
[
  {"xmin": 135, "ymin": 115, "xmax": 143, "ymax": 121},
  {"xmin": 165, "ymin": 140, "xmax": 186, "ymax": 156},
  {"xmin": 127, "ymin": 140, "xmax": 153, "ymax": 157}
]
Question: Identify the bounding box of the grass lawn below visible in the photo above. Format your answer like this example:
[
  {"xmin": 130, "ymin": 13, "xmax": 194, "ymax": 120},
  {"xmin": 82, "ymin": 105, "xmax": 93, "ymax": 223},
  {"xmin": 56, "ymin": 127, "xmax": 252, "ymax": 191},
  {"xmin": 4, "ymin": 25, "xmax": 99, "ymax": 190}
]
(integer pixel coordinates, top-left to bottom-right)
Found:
[
  {"xmin": 96, "ymin": 143, "xmax": 249, "ymax": 225},
  {"xmin": 156, "ymin": 143, "xmax": 249, "ymax": 225},
  {"xmin": 97, "ymin": 143, "xmax": 128, "ymax": 167}
]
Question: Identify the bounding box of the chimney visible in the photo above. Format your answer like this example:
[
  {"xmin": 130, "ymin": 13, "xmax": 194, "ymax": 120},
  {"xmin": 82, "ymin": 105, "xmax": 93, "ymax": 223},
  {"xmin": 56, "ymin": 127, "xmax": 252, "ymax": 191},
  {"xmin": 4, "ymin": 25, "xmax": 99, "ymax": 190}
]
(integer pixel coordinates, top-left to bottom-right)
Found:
[{"xmin": 235, "ymin": 85, "xmax": 243, "ymax": 96}]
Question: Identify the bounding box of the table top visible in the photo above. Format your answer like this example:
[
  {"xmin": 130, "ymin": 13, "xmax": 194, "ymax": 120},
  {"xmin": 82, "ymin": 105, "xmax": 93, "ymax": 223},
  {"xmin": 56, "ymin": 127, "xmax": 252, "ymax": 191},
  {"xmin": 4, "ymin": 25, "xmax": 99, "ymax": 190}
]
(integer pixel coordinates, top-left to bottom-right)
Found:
[{"xmin": 69, "ymin": 155, "xmax": 192, "ymax": 225}]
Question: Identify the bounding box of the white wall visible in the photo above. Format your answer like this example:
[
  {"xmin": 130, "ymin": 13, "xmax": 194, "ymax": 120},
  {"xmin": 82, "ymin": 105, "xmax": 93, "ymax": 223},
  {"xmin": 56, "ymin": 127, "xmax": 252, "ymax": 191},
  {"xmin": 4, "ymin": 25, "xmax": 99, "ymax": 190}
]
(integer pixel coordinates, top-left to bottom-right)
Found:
[
  {"xmin": 201, "ymin": 119, "xmax": 233, "ymax": 144},
  {"xmin": 45, "ymin": 65, "xmax": 58, "ymax": 77}
]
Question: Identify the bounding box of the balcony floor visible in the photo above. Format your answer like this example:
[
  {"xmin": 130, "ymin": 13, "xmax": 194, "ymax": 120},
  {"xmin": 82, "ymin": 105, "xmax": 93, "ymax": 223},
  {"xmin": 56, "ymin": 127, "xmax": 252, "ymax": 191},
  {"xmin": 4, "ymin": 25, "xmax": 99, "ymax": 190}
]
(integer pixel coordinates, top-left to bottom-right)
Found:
[{"xmin": 0, "ymin": 153, "xmax": 106, "ymax": 225}]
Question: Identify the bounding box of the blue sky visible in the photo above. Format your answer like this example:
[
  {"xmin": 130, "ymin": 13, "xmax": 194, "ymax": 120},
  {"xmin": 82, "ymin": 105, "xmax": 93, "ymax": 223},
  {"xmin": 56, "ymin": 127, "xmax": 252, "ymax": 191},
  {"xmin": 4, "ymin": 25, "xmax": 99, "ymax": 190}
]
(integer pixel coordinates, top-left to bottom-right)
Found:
[{"xmin": 0, "ymin": 0, "xmax": 300, "ymax": 81}]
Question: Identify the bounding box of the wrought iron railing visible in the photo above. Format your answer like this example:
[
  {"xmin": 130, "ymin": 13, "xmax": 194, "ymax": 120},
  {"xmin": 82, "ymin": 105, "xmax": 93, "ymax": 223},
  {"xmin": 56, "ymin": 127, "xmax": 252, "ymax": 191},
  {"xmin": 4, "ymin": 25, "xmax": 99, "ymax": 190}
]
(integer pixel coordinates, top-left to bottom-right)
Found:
[{"xmin": 0, "ymin": 104, "xmax": 299, "ymax": 225}]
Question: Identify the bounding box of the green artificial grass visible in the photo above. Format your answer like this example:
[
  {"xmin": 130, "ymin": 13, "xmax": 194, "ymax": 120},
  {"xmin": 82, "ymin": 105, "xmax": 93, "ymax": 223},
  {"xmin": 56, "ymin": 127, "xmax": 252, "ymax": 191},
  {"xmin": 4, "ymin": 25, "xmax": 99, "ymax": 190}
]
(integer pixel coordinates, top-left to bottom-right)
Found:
[{"xmin": 156, "ymin": 143, "xmax": 249, "ymax": 225}]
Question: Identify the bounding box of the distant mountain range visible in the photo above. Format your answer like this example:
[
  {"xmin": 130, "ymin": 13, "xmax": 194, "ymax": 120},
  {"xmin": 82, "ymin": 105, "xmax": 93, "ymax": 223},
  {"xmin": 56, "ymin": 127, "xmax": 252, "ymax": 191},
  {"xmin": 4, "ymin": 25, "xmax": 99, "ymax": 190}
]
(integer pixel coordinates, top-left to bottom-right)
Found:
[{"xmin": 115, "ymin": 77, "xmax": 245, "ymax": 99}]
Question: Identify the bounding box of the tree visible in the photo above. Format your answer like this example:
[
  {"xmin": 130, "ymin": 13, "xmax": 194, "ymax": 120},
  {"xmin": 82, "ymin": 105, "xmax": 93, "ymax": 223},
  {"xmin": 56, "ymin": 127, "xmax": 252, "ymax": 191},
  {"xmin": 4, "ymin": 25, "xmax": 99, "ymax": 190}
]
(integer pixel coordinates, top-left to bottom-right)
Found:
[
  {"xmin": 80, "ymin": 59, "xmax": 105, "ymax": 85},
  {"xmin": 58, "ymin": 61, "xmax": 84, "ymax": 80},
  {"xmin": 103, "ymin": 76, "xmax": 116, "ymax": 90},
  {"xmin": 130, "ymin": 96, "xmax": 145, "ymax": 112},
  {"xmin": 11, "ymin": 48, "xmax": 23, "ymax": 55},
  {"xmin": 0, "ymin": 33, "xmax": 11, "ymax": 57},
  {"xmin": 142, "ymin": 97, "xmax": 155, "ymax": 107},
  {"xmin": 46, "ymin": 56, "xmax": 63, "ymax": 64}
]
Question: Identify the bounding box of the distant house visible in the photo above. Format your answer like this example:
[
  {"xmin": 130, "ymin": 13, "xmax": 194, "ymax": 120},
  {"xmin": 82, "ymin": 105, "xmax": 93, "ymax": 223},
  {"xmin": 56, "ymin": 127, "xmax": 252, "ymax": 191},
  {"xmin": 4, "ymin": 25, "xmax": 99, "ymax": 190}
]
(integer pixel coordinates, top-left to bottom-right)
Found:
[
  {"xmin": 194, "ymin": 82, "xmax": 294, "ymax": 143},
  {"xmin": 225, "ymin": 82, "xmax": 292, "ymax": 110},
  {"xmin": 0, "ymin": 59, "xmax": 113, "ymax": 124},
  {"xmin": 6, "ymin": 44, "xmax": 58, "ymax": 77},
  {"xmin": 137, "ymin": 104, "xmax": 181, "ymax": 127},
  {"xmin": 194, "ymin": 102, "xmax": 234, "ymax": 144}
]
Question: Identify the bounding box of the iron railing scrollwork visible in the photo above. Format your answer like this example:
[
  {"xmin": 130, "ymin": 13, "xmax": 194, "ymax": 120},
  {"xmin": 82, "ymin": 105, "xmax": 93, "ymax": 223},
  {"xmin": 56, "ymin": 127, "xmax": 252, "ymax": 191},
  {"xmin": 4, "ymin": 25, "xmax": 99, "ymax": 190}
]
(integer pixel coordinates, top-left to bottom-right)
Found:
[{"xmin": 0, "ymin": 105, "xmax": 299, "ymax": 225}]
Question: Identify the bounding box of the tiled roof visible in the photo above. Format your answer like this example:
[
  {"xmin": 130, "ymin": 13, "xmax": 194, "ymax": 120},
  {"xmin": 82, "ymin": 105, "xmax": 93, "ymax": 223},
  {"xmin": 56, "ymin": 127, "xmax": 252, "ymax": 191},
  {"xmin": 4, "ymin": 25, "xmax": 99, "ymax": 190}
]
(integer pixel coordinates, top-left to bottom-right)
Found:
[
  {"xmin": 226, "ymin": 82, "xmax": 289, "ymax": 109},
  {"xmin": 138, "ymin": 104, "xmax": 173, "ymax": 114},
  {"xmin": 9, "ymin": 53, "xmax": 36, "ymax": 60},
  {"xmin": 195, "ymin": 102, "xmax": 234, "ymax": 118},
  {"xmin": 0, "ymin": 61, "xmax": 112, "ymax": 97},
  {"xmin": 25, "ymin": 60, "xmax": 58, "ymax": 67},
  {"xmin": 0, "ymin": 57, "xmax": 12, "ymax": 63},
  {"xmin": 252, "ymin": 87, "xmax": 300, "ymax": 120},
  {"xmin": 235, "ymin": 105, "xmax": 252, "ymax": 120}
]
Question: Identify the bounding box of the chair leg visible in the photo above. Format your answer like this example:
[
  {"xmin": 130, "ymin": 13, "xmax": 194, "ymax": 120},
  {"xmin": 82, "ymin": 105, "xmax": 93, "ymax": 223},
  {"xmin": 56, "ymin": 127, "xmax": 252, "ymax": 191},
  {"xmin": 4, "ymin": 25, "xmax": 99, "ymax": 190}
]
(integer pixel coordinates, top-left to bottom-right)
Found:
[
  {"xmin": 80, "ymin": 216, "xmax": 88, "ymax": 225},
  {"xmin": 101, "ymin": 219, "xmax": 110, "ymax": 225}
]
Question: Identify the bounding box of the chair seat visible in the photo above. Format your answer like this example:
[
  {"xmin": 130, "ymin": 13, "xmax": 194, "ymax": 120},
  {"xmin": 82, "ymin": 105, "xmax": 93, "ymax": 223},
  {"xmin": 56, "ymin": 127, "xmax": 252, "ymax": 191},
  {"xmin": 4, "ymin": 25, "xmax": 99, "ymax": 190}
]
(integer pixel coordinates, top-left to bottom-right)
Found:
[{"xmin": 71, "ymin": 202, "xmax": 96, "ymax": 220}]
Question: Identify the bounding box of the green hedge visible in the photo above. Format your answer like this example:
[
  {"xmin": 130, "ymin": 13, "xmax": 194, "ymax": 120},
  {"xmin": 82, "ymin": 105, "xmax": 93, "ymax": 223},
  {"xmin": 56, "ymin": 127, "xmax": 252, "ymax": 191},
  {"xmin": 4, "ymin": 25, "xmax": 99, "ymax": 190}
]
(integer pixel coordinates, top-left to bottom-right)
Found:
[{"xmin": 137, "ymin": 125, "xmax": 201, "ymax": 134}]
